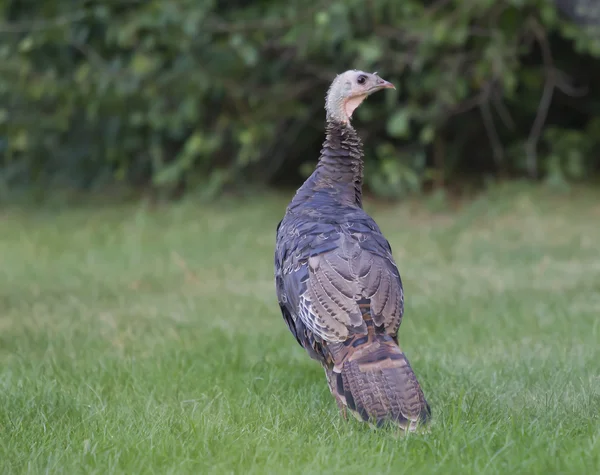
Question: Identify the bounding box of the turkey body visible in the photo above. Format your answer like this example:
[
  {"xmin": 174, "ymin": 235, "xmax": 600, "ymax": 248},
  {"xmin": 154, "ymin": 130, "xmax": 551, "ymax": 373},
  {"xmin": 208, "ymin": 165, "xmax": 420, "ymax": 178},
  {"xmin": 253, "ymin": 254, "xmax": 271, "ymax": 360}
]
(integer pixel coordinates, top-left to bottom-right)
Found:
[{"xmin": 274, "ymin": 120, "xmax": 430, "ymax": 430}]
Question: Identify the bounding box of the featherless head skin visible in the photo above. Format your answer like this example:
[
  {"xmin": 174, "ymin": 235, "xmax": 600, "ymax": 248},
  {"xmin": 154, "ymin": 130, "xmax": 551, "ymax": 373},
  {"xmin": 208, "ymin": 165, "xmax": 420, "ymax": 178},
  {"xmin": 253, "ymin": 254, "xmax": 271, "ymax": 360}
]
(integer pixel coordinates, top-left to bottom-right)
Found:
[{"xmin": 325, "ymin": 70, "xmax": 395, "ymax": 124}]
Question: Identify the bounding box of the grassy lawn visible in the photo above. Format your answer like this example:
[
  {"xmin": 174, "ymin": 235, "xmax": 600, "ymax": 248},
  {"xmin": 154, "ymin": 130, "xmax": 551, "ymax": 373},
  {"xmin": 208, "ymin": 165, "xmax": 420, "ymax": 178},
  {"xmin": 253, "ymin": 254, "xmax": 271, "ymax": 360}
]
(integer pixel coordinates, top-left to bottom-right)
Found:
[{"xmin": 1, "ymin": 183, "xmax": 599, "ymax": 474}]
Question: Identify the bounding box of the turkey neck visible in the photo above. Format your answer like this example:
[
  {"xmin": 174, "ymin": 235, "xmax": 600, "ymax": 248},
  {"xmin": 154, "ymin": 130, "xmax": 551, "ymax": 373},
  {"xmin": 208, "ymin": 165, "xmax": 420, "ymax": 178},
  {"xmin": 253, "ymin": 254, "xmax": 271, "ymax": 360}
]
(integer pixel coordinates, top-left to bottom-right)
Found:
[{"xmin": 312, "ymin": 120, "xmax": 364, "ymax": 208}]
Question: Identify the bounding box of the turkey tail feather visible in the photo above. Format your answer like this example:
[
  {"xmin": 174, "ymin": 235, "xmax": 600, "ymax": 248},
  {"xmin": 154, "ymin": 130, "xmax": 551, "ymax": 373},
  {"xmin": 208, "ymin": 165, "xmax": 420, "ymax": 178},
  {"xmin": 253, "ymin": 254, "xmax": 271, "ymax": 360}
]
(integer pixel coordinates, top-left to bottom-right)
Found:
[
  {"xmin": 326, "ymin": 300, "xmax": 430, "ymax": 431},
  {"xmin": 339, "ymin": 339, "xmax": 430, "ymax": 430}
]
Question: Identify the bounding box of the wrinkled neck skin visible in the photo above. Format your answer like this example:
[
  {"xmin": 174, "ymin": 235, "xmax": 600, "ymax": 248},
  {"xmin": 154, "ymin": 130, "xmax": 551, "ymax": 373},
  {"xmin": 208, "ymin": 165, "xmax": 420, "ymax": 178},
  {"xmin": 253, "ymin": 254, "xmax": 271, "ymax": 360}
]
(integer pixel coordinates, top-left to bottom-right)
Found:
[
  {"xmin": 310, "ymin": 119, "xmax": 364, "ymax": 208},
  {"xmin": 289, "ymin": 85, "xmax": 367, "ymax": 210}
]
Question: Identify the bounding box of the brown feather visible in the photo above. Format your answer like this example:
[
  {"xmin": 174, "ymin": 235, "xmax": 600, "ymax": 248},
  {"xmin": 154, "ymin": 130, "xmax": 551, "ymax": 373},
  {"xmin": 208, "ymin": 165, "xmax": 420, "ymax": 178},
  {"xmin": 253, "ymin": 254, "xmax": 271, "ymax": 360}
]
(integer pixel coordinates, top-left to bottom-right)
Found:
[{"xmin": 324, "ymin": 302, "xmax": 430, "ymax": 431}]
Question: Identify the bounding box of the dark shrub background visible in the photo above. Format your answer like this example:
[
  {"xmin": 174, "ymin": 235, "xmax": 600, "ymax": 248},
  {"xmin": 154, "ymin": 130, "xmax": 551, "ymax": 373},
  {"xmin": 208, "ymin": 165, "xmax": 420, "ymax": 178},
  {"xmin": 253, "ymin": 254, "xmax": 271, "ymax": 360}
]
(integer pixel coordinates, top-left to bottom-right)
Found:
[{"xmin": 1, "ymin": 0, "xmax": 599, "ymax": 199}]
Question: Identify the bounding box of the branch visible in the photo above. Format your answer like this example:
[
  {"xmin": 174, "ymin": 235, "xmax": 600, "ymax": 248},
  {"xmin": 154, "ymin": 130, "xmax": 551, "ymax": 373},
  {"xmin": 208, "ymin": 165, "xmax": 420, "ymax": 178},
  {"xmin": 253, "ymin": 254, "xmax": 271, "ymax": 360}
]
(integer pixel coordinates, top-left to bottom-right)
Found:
[
  {"xmin": 443, "ymin": 94, "xmax": 483, "ymax": 119},
  {"xmin": 479, "ymin": 83, "xmax": 504, "ymax": 171},
  {"xmin": 203, "ymin": 2, "xmax": 329, "ymax": 34},
  {"xmin": 423, "ymin": 0, "xmax": 454, "ymax": 16},
  {"xmin": 71, "ymin": 41, "xmax": 108, "ymax": 70},
  {"xmin": 525, "ymin": 17, "xmax": 555, "ymax": 179},
  {"xmin": 492, "ymin": 88, "xmax": 515, "ymax": 130},
  {"xmin": 552, "ymin": 68, "xmax": 588, "ymax": 97},
  {"xmin": 526, "ymin": 77, "xmax": 554, "ymax": 179},
  {"xmin": 0, "ymin": 11, "xmax": 88, "ymax": 33}
]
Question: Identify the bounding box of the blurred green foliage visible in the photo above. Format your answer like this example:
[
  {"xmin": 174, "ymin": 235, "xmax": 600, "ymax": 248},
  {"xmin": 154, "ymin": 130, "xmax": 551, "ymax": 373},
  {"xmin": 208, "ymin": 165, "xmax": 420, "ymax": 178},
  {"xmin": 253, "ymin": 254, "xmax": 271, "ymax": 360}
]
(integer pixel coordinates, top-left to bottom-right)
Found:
[{"xmin": 1, "ymin": 0, "xmax": 599, "ymax": 198}]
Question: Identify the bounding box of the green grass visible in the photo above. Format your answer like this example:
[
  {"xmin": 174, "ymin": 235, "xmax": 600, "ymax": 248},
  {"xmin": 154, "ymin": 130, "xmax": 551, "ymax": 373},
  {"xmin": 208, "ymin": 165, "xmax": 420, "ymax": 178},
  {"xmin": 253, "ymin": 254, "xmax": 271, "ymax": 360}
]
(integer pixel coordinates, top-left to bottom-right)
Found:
[{"xmin": 1, "ymin": 183, "xmax": 599, "ymax": 474}]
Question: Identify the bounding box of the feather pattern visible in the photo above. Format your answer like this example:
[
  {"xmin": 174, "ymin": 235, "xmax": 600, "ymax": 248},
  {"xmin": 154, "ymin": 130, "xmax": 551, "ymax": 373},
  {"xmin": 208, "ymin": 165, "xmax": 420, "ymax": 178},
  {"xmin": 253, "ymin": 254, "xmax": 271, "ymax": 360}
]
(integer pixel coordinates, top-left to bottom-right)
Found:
[{"xmin": 274, "ymin": 73, "xmax": 430, "ymax": 430}]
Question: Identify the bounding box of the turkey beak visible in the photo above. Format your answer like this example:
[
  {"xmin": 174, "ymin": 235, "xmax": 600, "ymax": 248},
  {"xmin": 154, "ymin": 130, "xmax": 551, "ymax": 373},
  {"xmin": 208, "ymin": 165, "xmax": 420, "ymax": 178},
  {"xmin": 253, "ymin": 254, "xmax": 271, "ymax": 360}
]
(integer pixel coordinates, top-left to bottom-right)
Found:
[{"xmin": 371, "ymin": 77, "xmax": 395, "ymax": 92}]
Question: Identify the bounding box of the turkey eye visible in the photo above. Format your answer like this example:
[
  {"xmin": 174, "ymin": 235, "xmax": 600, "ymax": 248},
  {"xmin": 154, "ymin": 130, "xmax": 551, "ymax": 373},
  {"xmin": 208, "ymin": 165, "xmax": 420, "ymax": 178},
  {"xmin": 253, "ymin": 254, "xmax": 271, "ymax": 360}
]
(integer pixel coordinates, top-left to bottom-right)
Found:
[{"xmin": 357, "ymin": 75, "xmax": 367, "ymax": 85}]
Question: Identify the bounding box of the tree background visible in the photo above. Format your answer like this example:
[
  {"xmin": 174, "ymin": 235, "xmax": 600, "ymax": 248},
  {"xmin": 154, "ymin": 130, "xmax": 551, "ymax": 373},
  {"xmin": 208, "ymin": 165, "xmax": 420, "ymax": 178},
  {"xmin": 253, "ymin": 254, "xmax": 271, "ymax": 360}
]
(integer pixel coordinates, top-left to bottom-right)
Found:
[{"xmin": 1, "ymin": 0, "xmax": 599, "ymax": 200}]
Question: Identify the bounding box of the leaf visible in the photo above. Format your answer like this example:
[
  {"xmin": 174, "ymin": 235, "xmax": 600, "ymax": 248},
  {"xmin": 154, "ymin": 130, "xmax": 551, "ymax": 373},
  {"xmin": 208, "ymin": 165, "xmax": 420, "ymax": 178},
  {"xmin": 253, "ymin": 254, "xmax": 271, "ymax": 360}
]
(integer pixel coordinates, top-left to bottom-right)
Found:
[
  {"xmin": 419, "ymin": 125, "xmax": 435, "ymax": 144},
  {"xmin": 131, "ymin": 53, "xmax": 157, "ymax": 76},
  {"xmin": 387, "ymin": 109, "xmax": 411, "ymax": 138},
  {"xmin": 315, "ymin": 11, "xmax": 329, "ymax": 26},
  {"xmin": 18, "ymin": 36, "xmax": 34, "ymax": 53}
]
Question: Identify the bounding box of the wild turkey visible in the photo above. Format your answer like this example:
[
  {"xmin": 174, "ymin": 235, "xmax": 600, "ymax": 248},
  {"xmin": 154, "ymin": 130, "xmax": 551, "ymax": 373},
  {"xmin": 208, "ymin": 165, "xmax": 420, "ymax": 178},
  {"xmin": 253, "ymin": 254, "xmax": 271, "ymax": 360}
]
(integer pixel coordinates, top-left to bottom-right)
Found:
[{"xmin": 274, "ymin": 70, "xmax": 431, "ymax": 430}]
